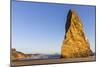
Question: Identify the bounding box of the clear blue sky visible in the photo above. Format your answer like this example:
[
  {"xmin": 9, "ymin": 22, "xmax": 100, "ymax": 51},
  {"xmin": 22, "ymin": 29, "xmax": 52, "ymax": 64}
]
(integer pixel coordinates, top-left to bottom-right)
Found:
[{"xmin": 12, "ymin": 1, "xmax": 96, "ymax": 54}]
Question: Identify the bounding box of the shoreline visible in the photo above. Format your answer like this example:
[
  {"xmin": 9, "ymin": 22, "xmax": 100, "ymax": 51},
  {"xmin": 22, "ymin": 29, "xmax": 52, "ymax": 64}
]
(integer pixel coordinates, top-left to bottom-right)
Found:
[{"xmin": 11, "ymin": 55, "xmax": 96, "ymax": 66}]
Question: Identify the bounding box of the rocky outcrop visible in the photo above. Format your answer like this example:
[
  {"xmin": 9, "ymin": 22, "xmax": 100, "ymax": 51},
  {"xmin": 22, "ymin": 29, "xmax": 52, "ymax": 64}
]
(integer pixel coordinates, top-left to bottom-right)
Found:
[
  {"xmin": 61, "ymin": 10, "xmax": 93, "ymax": 58},
  {"xmin": 11, "ymin": 48, "xmax": 26, "ymax": 60}
]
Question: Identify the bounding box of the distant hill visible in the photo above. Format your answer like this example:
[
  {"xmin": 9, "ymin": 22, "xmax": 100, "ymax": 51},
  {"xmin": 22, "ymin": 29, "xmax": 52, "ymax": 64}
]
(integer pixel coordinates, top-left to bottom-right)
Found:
[
  {"xmin": 11, "ymin": 48, "xmax": 29, "ymax": 60},
  {"xmin": 11, "ymin": 48, "xmax": 60, "ymax": 60}
]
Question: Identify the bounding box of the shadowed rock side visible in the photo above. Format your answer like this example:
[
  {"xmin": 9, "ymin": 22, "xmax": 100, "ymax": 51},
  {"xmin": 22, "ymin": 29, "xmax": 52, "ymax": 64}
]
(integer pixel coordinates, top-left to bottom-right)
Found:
[{"xmin": 61, "ymin": 10, "xmax": 93, "ymax": 58}]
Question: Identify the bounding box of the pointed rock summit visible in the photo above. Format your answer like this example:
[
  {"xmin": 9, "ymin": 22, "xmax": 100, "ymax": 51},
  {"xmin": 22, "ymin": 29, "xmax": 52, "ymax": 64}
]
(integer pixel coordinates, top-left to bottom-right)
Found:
[{"xmin": 61, "ymin": 10, "xmax": 93, "ymax": 58}]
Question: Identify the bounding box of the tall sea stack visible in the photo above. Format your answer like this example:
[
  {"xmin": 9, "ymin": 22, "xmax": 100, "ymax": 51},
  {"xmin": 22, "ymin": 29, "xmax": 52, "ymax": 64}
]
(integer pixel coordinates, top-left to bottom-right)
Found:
[{"xmin": 61, "ymin": 10, "xmax": 93, "ymax": 58}]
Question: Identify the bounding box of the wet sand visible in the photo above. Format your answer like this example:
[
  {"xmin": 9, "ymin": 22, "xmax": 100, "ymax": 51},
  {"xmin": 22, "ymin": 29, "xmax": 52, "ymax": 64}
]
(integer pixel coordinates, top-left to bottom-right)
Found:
[{"xmin": 11, "ymin": 56, "xmax": 96, "ymax": 66}]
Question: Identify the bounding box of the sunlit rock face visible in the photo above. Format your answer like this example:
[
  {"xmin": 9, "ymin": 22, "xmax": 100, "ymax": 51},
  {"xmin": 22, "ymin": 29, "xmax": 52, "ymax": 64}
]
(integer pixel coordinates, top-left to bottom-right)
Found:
[
  {"xmin": 61, "ymin": 10, "xmax": 93, "ymax": 58},
  {"xmin": 11, "ymin": 48, "xmax": 26, "ymax": 60}
]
